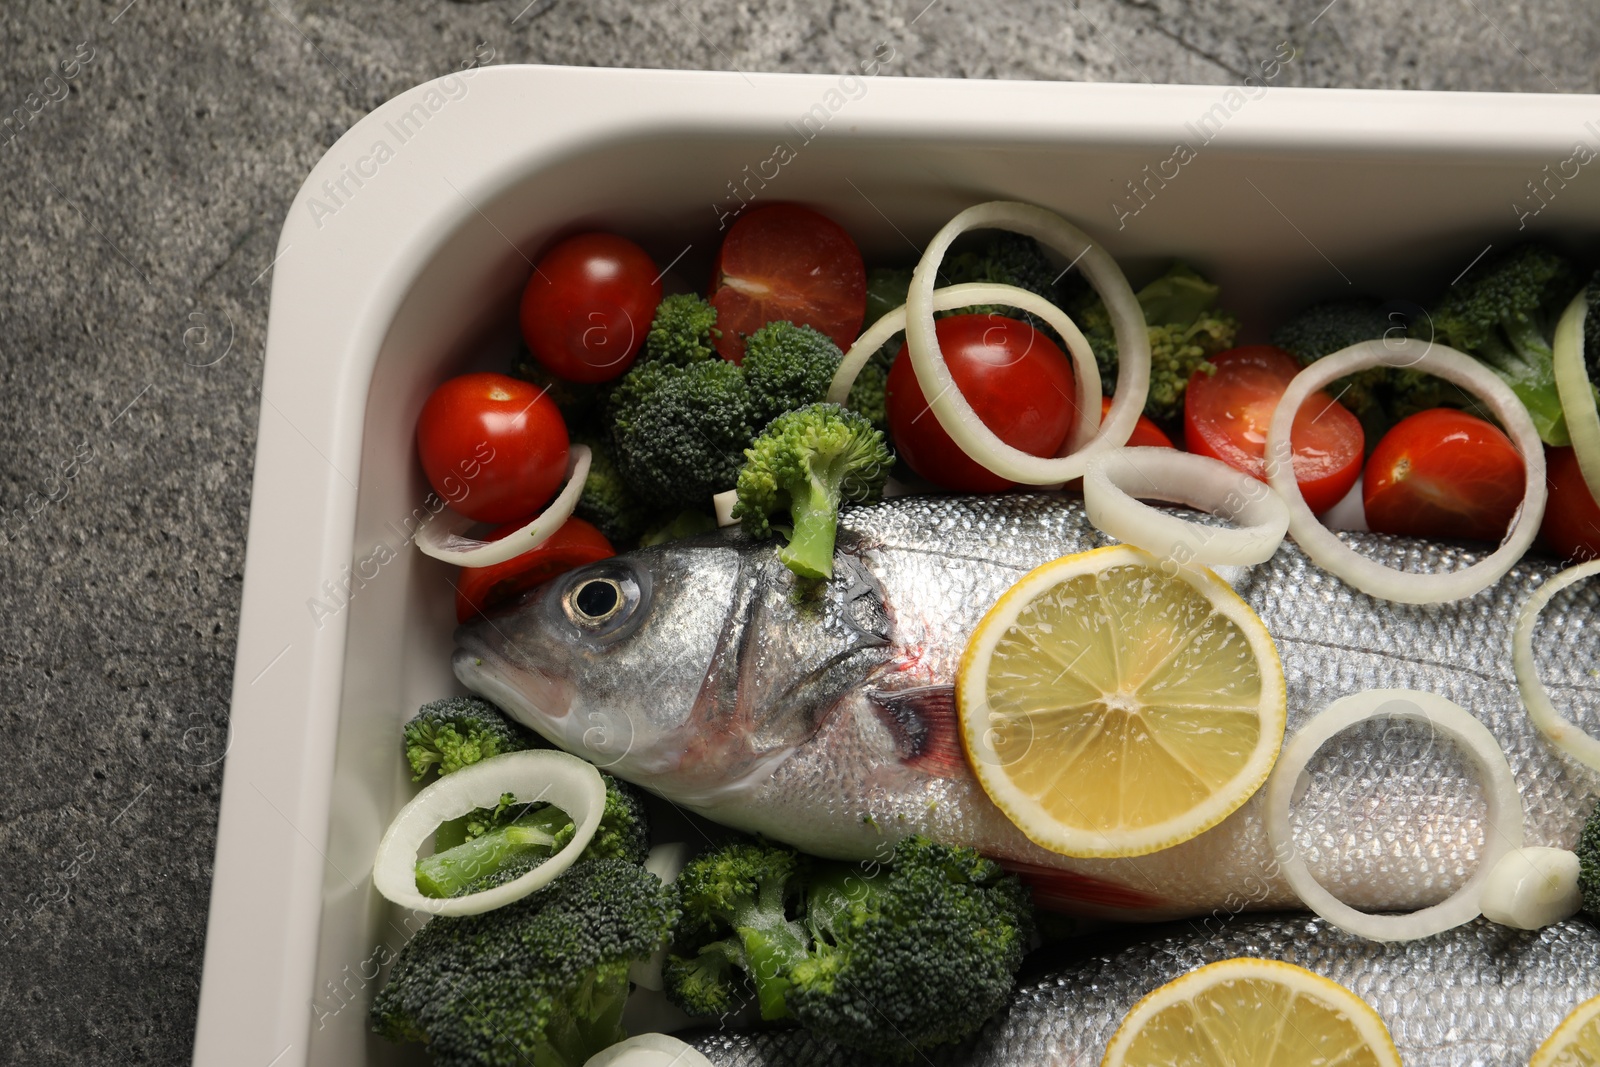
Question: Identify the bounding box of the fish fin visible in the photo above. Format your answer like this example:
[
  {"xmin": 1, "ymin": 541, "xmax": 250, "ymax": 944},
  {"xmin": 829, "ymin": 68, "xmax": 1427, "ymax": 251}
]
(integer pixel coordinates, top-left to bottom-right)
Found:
[
  {"xmin": 867, "ymin": 685, "xmax": 966, "ymax": 779},
  {"xmin": 1001, "ymin": 858, "xmax": 1166, "ymax": 913}
]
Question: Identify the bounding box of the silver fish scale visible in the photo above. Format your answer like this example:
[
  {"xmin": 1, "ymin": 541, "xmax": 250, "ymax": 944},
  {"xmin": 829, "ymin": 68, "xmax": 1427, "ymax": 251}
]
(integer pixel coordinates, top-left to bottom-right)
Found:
[
  {"xmin": 784, "ymin": 494, "xmax": 1600, "ymax": 915},
  {"xmin": 690, "ymin": 916, "xmax": 1600, "ymax": 1067}
]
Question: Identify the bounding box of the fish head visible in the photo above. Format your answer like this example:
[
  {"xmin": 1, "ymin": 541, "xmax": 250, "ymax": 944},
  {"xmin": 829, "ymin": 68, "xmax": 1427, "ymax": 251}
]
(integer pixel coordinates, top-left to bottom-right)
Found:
[
  {"xmin": 452, "ymin": 530, "xmax": 898, "ymax": 807},
  {"xmin": 452, "ymin": 537, "xmax": 746, "ymax": 789}
]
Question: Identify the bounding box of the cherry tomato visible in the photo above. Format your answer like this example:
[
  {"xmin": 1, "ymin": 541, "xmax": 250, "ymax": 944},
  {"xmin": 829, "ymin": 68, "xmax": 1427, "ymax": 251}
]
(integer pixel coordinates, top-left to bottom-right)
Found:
[
  {"xmin": 885, "ymin": 314, "xmax": 1077, "ymax": 492},
  {"xmin": 1184, "ymin": 345, "xmax": 1364, "ymax": 514},
  {"xmin": 1542, "ymin": 446, "xmax": 1600, "ymax": 562},
  {"xmin": 708, "ymin": 204, "xmax": 866, "ymax": 363},
  {"xmin": 455, "ymin": 517, "xmax": 614, "ymax": 622},
  {"xmin": 1102, "ymin": 396, "xmax": 1174, "ymax": 449},
  {"xmin": 520, "ymin": 233, "xmax": 661, "ymax": 383},
  {"xmin": 1362, "ymin": 409, "xmax": 1525, "ymax": 542},
  {"xmin": 416, "ymin": 372, "xmax": 569, "ymax": 524}
]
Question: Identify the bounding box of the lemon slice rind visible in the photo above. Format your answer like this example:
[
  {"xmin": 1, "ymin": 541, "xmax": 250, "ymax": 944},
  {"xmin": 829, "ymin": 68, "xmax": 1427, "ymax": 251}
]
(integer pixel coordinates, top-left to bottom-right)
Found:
[
  {"xmin": 1532, "ymin": 992, "xmax": 1600, "ymax": 1067},
  {"xmin": 1101, "ymin": 957, "xmax": 1401, "ymax": 1067}
]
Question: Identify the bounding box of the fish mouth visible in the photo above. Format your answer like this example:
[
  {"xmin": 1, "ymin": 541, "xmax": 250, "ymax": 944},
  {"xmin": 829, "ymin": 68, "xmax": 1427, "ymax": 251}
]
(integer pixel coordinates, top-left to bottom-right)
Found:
[{"xmin": 451, "ymin": 636, "xmax": 573, "ymax": 735}]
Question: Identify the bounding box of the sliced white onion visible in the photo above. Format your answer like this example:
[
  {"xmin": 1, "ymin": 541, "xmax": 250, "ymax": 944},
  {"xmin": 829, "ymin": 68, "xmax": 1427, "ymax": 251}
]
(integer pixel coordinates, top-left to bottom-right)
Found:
[
  {"xmin": 1264, "ymin": 339, "xmax": 1546, "ymax": 604},
  {"xmin": 712, "ymin": 488, "xmax": 739, "ymax": 528},
  {"xmin": 583, "ymin": 1033, "xmax": 714, "ymax": 1067},
  {"xmin": 372, "ymin": 749, "xmax": 605, "ymax": 916},
  {"xmin": 1083, "ymin": 447, "xmax": 1290, "ymax": 567},
  {"xmin": 415, "ymin": 445, "xmax": 592, "ymax": 567},
  {"xmin": 1514, "ymin": 559, "xmax": 1600, "ymax": 771},
  {"xmin": 895, "ymin": 201, "xmax": 1150, "ymax": 483},
  {"xmin": 1264, "ymin": 689, "xmax": 1525, "ymax": 942},
  {"xmin": 829, "ymin": 280, "xmax": 1103, "ymax": 456},
  {"xmin": 1553, "ymin": 289, "xmax": 1600, "ymax": 504},
  {"xmin": 1480, "ymin": 846, "xmax": 1583, "ymax": 930}
]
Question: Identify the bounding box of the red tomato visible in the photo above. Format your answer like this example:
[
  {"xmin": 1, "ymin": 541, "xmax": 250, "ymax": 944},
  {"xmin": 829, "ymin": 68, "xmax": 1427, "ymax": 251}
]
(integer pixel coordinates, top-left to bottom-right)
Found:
[
  {"xmin": 1542, "ymin": 446, "xmax": 1600, "ymax": 562},
  {"xmin": 1362, "ymin": 409, "xmax": 1525, "ymax": 542},
  {"xmin": 885, "ymin": 314, "xmax": 1077, "ymax": 492},
  {"xmin": 708, "ymin": 204, "xmax": 866, "ymax": 363},
  {"xmin": 1102, "ymin": 396, "xmax": 1175, "ymax": 449},
  {"xmin": 520, "ymin": 233, "xmax": 661, "ymax": 383},
  {"xmin": 1184, "ymin": 346, "xmax": 1364, "ymax": 515},
  {"xmin": 416, "ymin": 373, "xmax": 569, "ymax": 524},
  {"xmin": 455, "ymin": 517, "xmax": 614, "ymax": 622}
]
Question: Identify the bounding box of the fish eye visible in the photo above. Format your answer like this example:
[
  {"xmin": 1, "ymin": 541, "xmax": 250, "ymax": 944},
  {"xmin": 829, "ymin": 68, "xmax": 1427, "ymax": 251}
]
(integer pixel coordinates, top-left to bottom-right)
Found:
[
  {"xmin": 569, "ymin": 578, "xmax": 623, "ymax": 624},
  {"xmin": 554, "ymin": 562, "xmax": 648, "ymax": 640}
]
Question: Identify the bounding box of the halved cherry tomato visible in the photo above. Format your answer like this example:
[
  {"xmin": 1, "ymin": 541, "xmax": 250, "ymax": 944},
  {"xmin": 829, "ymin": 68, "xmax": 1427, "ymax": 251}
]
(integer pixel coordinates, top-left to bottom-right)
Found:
[
  {"xmin": 708, "ymin": 204, "xmax": 866, "ymax": 363},
  {"xmin": 1362, "ymin": 409, "xmax": 1524, "ymax": 542},
  {"xmin": 885, "ymin": 314, "xmax": 1077, "ymax": 492},
  {"xmin": 1184, "ymin": 345, "xmax": 1364, "ymax": 515},
  {"xmin": 1102, "ymin": 396, "xmax": 1174, "ymax": 449},
  {"xmin": 1542, "ymin": 446, "xmax": 1600, "ymax": 562},
  {"xmin": 520, "ymin": 232, "xmax": 661, "ymax": 383},
  {"xmin": 416, "ymin": 372, "xmax": 569, "ymax": 524},
  {"xmin": 455, "ymin": 517, "xmax": 614, "ymax": 622}
]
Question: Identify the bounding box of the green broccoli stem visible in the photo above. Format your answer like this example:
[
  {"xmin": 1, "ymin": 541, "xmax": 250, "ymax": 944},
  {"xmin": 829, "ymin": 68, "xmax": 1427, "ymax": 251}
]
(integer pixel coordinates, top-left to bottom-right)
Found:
[
  {"xmin": 778, "ymin": 473, "xmax": 844, "ymax": 581},
  {"xmin": 732, "ymin": 877, "xmax": 813, "ymax": 1020},
  {"xmin": 415, "ymin": 806, "xmax": 571, "ymax": 898},
  {"xmin": 540, "ymin": 960, "xmax": 633, "ymax": 1067}
]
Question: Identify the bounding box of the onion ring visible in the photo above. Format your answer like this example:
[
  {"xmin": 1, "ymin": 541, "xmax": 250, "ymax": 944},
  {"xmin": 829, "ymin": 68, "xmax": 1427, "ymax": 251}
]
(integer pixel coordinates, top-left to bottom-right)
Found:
[
  {"xmin": 1083, "ymin": 447, "xmax": 1290, "ymax": 567},
  {"xmin": 898, "ymin": 202, "xmax": 1151, "ymax": 483},
  {"xmin": 415, "ymin": 445, "xmax": 592, "ymax": 567},
  {"xmin": 1479, "ymin": 846, "xmax": 1583, "ymax": 931},
  {"xmin": 1514, "ymin": 558, "xmax": 1600, "ymax": 772},
  {"xmin": 1265, "ymin": 339, "xmax": 1545, "ymax": 604},
  {"xmin": 828, "ymin": 280, "xmax": 1102, "ymax": 455},
  {"xmin": 583, "ymin": 1034, "xmax": 715, "ymax": 1067},
  {"xmin": 372, "ymin": 749, "xmax": 605, "ymax": 916},
  {"xmin": 1553, "ymin": 289, "xmax": 1600, "ymax": 504},
  {"xmin": 1264, "ymin": 689, "xmax": 1525, "ymax": 942}
]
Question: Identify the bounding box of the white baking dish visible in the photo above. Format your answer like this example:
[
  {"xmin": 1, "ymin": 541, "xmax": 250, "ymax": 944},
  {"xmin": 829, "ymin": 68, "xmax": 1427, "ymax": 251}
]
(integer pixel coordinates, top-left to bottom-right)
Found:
[{"xmin": 192, "ymin": 62, "xmax": 1600, "ymax": 1067}]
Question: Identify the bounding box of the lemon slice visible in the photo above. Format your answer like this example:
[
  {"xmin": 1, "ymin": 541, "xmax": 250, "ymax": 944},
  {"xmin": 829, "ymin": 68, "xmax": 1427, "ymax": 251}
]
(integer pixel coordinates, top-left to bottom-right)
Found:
[
  {"xmin": 957, "ymin": 545, "xmax": 1285, "ymax": 858},
  {"xmin": 1102, "ymin": 958, "xmax": 1401, "ymax": 1067},
  {"xmin": 1532, "ymin": 994, "xmax": 1600, "ymax": 1066}
]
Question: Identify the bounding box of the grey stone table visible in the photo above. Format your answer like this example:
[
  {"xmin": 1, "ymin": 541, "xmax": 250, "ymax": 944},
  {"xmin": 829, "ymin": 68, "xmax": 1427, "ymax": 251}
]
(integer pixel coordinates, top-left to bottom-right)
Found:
[{"xmin": 0, "ymin": 1, "xmax": 1593, "ymax": 1063}]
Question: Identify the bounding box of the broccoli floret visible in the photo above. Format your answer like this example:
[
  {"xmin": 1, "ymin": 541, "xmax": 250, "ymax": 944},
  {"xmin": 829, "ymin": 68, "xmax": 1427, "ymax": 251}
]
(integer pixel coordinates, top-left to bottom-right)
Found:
[
  {"xmin": 786, "ymin": 837, "xmax": 1034, "ymax": 1061},
  {"xmin": 514, "ymin": 353, "xmax": 608, "ymax": 437},
  {"xmin": 638, "ymin": 508, "xmax": 717, "ymax": 547},
  {"xmin": 1580, "ymin": 799, "xmax": 1600, "ymax": 924},
  {"xmin": 664, "ymin": 836, "xmax": 1034, "ymax": 1060},
  {"xmin": 371, "ymin": 857, "xmax": 679, "ymax": 1067},
  {"xmin": 865, "ymin": 266, "xmax": 914, "ymax": 329},
  {"xmin": 942, "ymin": 231, "xmax": 1058, "ymax": 322},
  {"xmin": 1424, "ymin": 244, "xmax": 1583, "ymax": 444},
  {"xmin": 403, "ymin": 697, "xmax": 534, "ymax": 784},
  {"xmin": 1065, "ymin": 263, "xmax": 1239, "ymax": 426},
  {"xmin": 642, "ymin": 293, "xmax": 720, "ymax": 367},
  {"xmin": 415, "ymin": 774, "xmax": 652, "ymax": 899},
  {"xmin": 844, "ymin": 357, "xmax": 889, "ymax": 432},
  {"xmin": 663, "ymin": 938, "xmax": 746, "ymax": 1019},
  {"xmin": 1272, "ymin": 298, "xmax": 1395, "ymax": 419},
  {"xmin": 572, "ymin": 433, "xmax": 654, "ymax": 546},
  {"xmin": 666, "ymin": 842, "xmax": 811, "ymax": 1021},
  {"xmin": 732, "ymin": 403, "xmax": 892, "ymax": 581},
  {"xmin": 742, "ymin": 321, "xmax": 844, "ymax": 427},
  {"xmin": 608, "ymin": 358, "xmax": 755, "ymax": 508}
]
